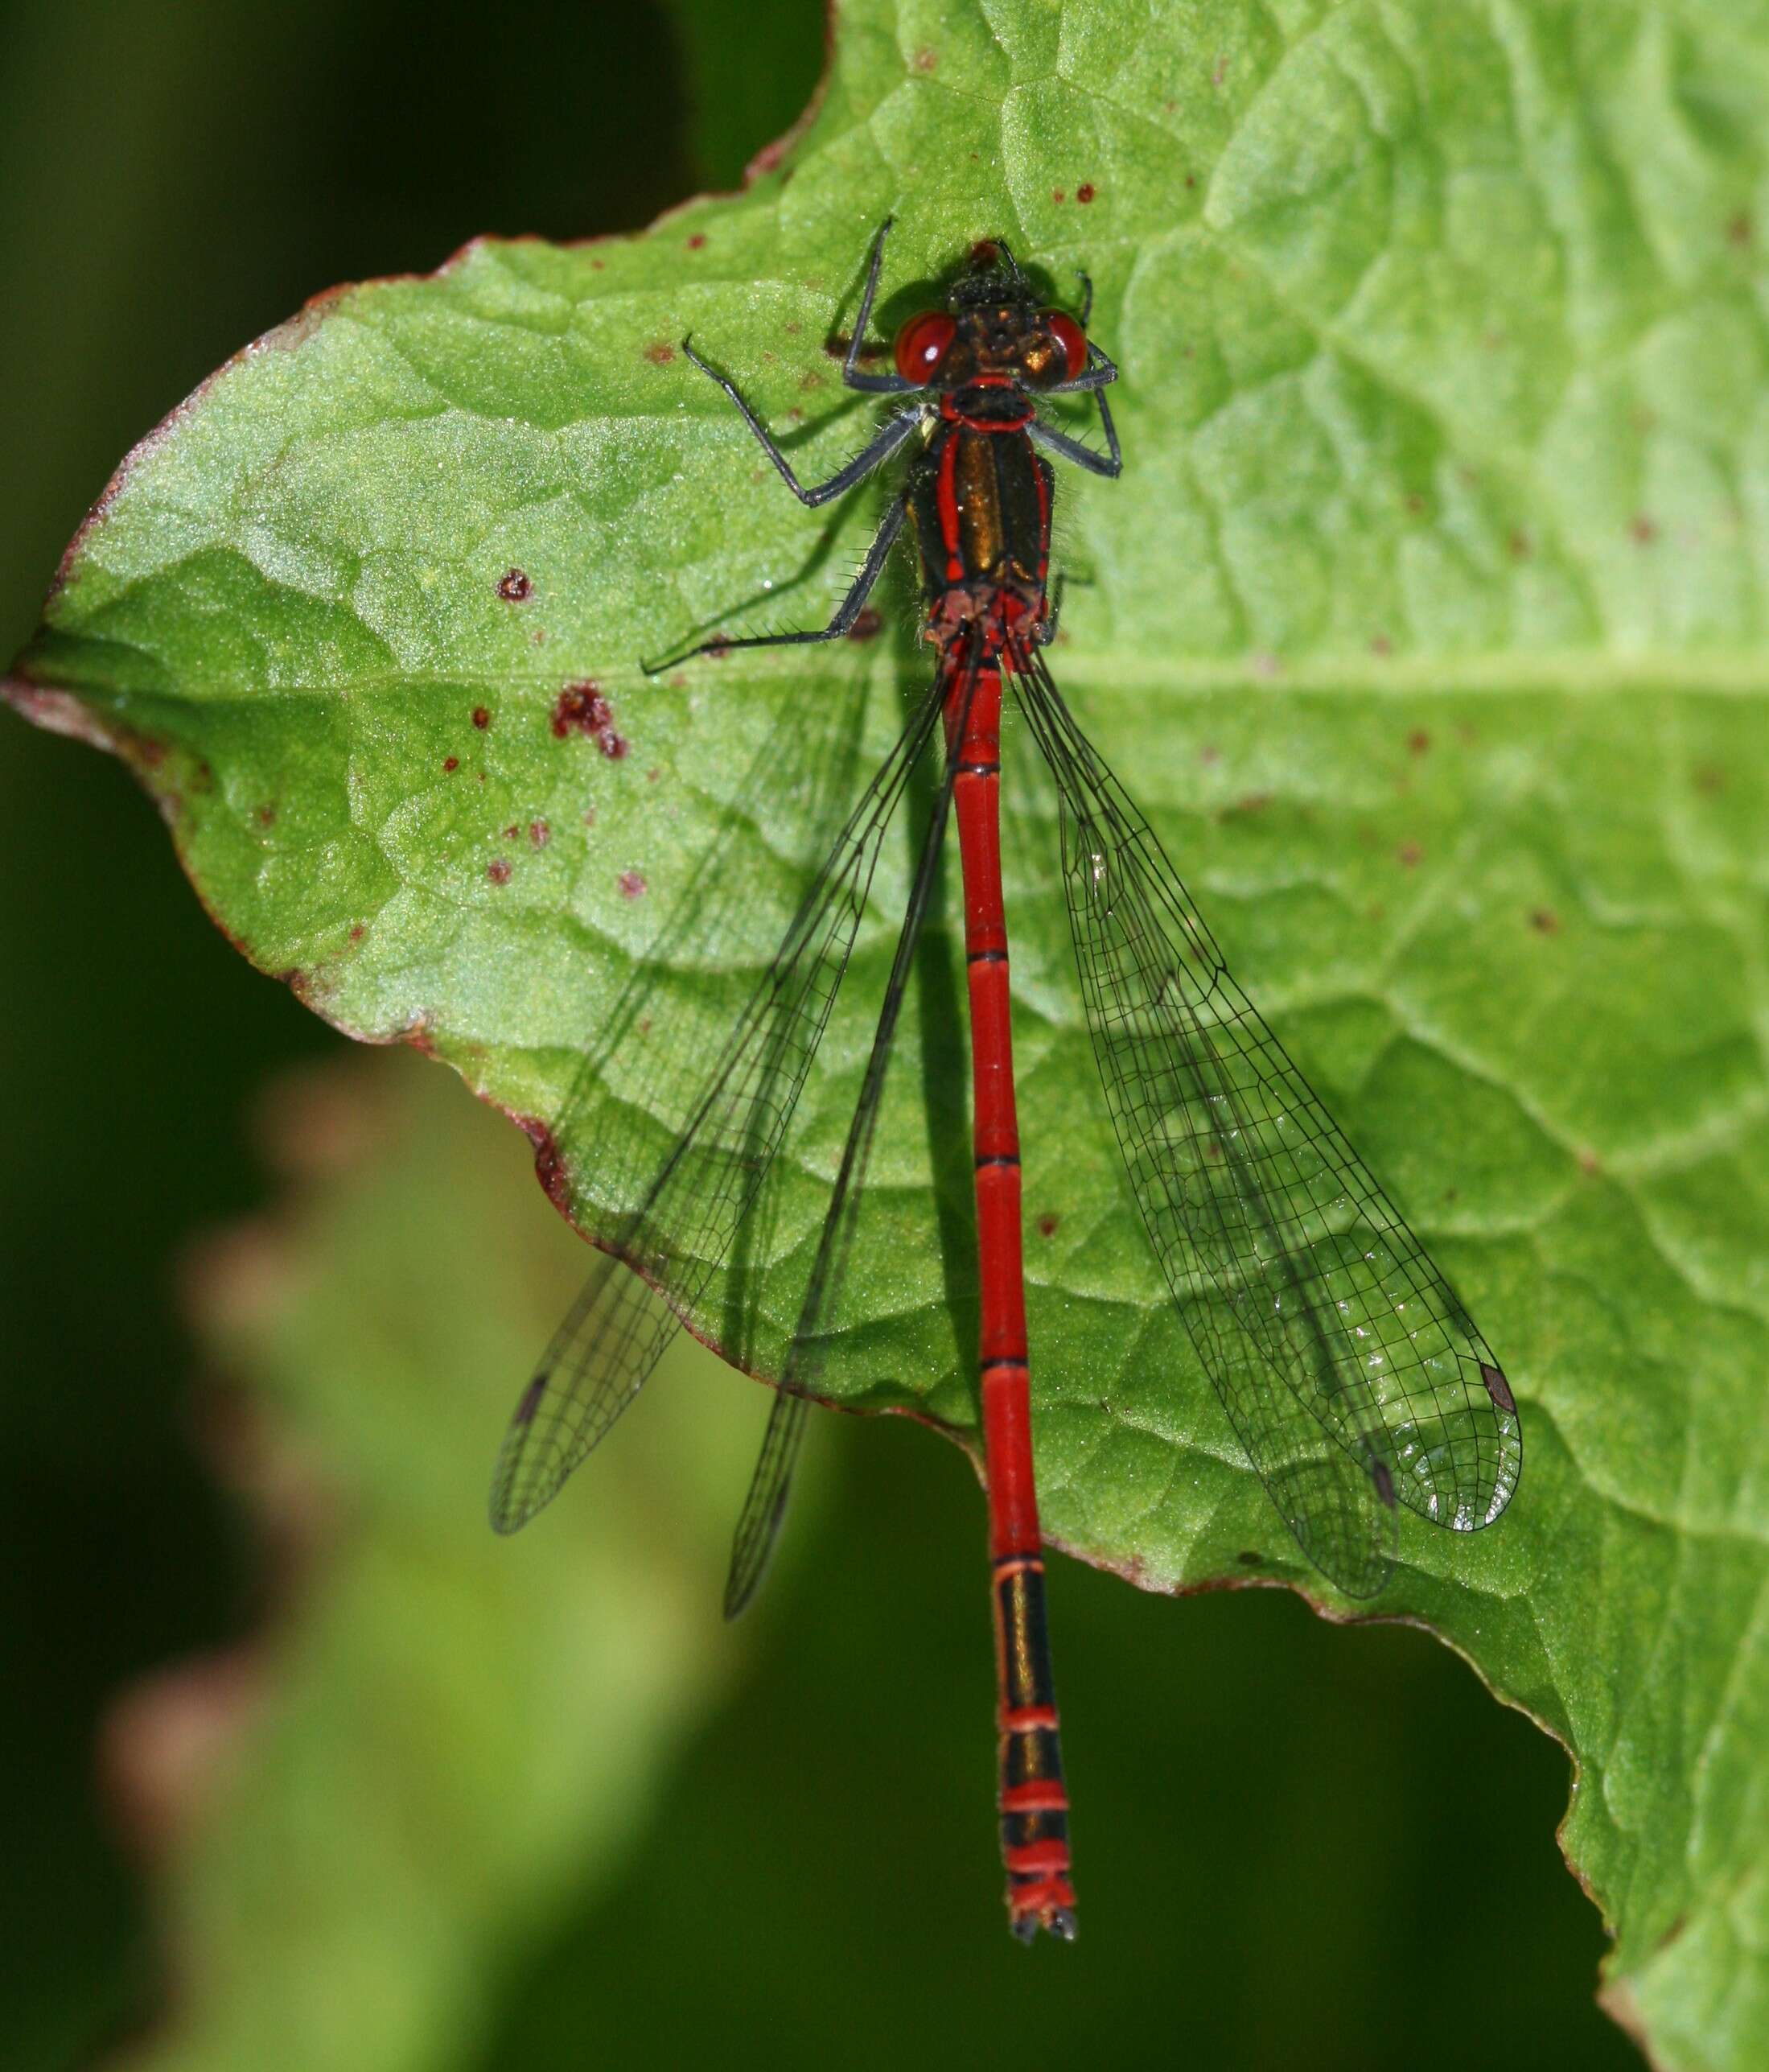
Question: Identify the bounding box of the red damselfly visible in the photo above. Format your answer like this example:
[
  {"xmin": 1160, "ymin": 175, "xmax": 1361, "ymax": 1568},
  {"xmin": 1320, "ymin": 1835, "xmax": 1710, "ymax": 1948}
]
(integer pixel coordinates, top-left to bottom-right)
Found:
[{"xmin": 491, "ymin": 221, "xmax": 1523, "ymax": 1942}]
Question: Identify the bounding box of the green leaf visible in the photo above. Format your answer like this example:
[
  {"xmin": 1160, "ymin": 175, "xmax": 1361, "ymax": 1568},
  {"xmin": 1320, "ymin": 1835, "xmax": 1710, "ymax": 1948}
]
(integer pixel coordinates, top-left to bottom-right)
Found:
[
  {"xmin": 120, "ymin": 1052, "xmax": 761, "ymax": 2072},
  {"xmin": 9, "ymin": 2, "xmax": 1769, "ymax": 2060}
]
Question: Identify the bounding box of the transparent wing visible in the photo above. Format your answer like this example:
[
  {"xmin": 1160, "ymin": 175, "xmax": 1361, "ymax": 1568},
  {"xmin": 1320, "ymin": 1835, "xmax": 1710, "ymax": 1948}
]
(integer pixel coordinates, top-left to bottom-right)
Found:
[
  {"xmin": 1017, "ymin": 653, "xmax": 1520, "ymax": 1596},
  {"xmin": 722, "ymin": 1389, "xmax": 810, "ymax": 1618},
  {"xmin": 722, "ymin": 642, "xmax": 983, "ymax": 1615},
  {"xmin": 490, "ymin": 675, "xmax": 947, "ymax": 1534}
]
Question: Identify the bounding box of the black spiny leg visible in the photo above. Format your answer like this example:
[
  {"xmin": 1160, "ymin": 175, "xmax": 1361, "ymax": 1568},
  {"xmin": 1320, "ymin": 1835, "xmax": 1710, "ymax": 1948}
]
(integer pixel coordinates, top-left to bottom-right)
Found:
[
  {"xmin": 1030, "ymin": 381, "xmax": 1122, "ymax": 479},
  {"xmin": 643, "ymin": 498, "xmax": 908, "ymax": 674},
  {"xmin": 682, "ymin": 340, "xmax": 923, "ymax": 507},
  {"xmin": 842, "ymin": 216, "xmax": 921, "ymax": 396}
]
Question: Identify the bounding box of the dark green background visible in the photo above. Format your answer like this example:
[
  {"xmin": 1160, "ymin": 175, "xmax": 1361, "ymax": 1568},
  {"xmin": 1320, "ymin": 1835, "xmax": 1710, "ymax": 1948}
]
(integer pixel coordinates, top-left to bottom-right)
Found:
[{"xmin": 0, "ymin": 3, "xmax": 1635, "ymax": 2066}]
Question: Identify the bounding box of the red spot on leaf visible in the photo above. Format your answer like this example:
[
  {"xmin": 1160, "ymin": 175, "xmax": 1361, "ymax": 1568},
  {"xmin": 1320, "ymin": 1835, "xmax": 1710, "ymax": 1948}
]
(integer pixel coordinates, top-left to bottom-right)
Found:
[
  {"xmin": 529, "ymin": 820, "xmax": 550, "ymax": 848},
  {"xmin": 619, "ymin": 870, "xmax": 647, "ymax": 900},
  {"xmin": 1076, "ymin": 183, "xmax": 1096, "ymax": 204},
  {"xmin": 504, "ymin": 824, "xmax": 520, "ymax": 841},
  {"xmin": 1407, "ymin": 728, "xmax": 1431, "ymax": 756},
  {"xmin": 1037, "ymin": 1213, "xmax": 1059, "ymax": 1238},
  {"xmin": 1371, "ymin": 633, "xmax": 1393, "ymax": 657},
  {"xmin": 1531, "ymin": 908, "xmax": 1561, "ymax": 934},
  {"xmin": 472, "ymin": 706, "xmax": 491, "ymax": 729},
  {"xmin": 644, "ymin": 341, "xmax": 676, "ymax": 365},
  {"xmin": 487, "ymin": 858, "xmax": 512, "ymax": 884},
  {"xmin": 1052, "ymin": 188, "xmax": 1067, "ymax": 204},
  {"xmin": 517, "ymin": 1117, "xmax": 573, "ymax": 1213},
  {"xmin": 496, "ymin": 568, "xmax": 533, "ymax": 601},
  {"xmin": 1631, "ymin": 513, "xmax": 1658, "ymax": 546},
  {"xmin": 552, "ymin": 681, "xmax": 628, "ymax": 758},
  {"xmin": 847, "ymin": 608, "xmax": 883, "ymax": 643},
  {"xmin": 912, "ymin": 45, "xmax": 937, "ymax": 72},
  {"xmin": 688, "ymin": 233, "xmax": 706, "ymax": 249},
  {"xmin": 1397, "ymin": 841, "xmax": 1423, "ymax": 869},
  {"xmin": 443, "ymin": 756, "xmax": 459, "ymax": 772},
  {"xmin": 349, "ymin": 924, "xmax": 365, "ymax": 942},
  {"xmin": 255, "ymin": 804, "xmax": 276, "ymax": 826}
]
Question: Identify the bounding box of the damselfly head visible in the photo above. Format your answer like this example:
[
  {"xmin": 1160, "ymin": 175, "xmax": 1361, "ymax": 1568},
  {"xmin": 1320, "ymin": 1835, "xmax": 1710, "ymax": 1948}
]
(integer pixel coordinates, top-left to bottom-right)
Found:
[{"xmin": 891, "ymin": 240, "xmax": 1088, "ymax": 391}]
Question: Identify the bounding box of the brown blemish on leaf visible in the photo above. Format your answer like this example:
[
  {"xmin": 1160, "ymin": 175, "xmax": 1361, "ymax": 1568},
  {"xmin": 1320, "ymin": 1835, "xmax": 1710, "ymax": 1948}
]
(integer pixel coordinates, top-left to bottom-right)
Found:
[
  {"xmin": 496, "ymin": 568, "xmax": 533, "ymax": 602},
  {"xmin": 529, "ymin": 820, "xmax": 549, "ymax": 849},
  {"xmin": 1052, "ymin": 188, "xmax": 1067, "ymax": 204},
  {"xmin": 1397, "ymin": 841, "xmax": 1423, "ymax": 869},
  {"xmin": 1630, "ymin": 513, "xmax": 1657, "ymax": 546},
  {"xmin": 472, "ymin": 705, "xmax": 491, "ymax": 729},
  {"xmin": 443, "ymin": 756, "xmax": 459, "ymax": 773},
  {"xmin": 1530, "ymin": 908, "xmax": 1561, "ymax": 935},
  {"xmin": 101, "ymin": 1641, "xmax": 273, "ymax": 1858},
  {"xmin": 644, "ymin": 340, "xmax": 676, "ymax": 365},
  {"xmin": 619, "ymin": 870, "xmax": 647, "ymax": 899},
  {"xmin": 1076, "ymin": 182, "xmax": 1096, "ymax": 204},
  {"xmin": 487, "ymin": 858, "xmax": 512, "ymax": 885},
  {"xmin": 847, "ymin": 607, "xmax": 883, "ymax": 642},
  {"xmin": 1407, "ymin": 728, "xmax": 1430, "ymax": 756},
  {"xmin": 687, "ymin": 233, "xmax": 706, "ymax": 250},
  {"xmin": 516, "ymin": 1115, "xmax": 574, "ymax": 1216},
  {"xmin": 552, "ymin": 682, "xmax": 627, "ymax": 758},
  {"xmin": 1037, "ymin": 1213, "xmax": 1059, "ymax": 1238},
  {"xmin": 912, "ymin": 45, "xmax": 936, "ymax": 72},
  {"xmin": 349, "ymin": 925, "xmax": 364, "ymax": 943},
  {"xmin": 256, "ymin": 804, "xmax": 276, "ymax": 826}
]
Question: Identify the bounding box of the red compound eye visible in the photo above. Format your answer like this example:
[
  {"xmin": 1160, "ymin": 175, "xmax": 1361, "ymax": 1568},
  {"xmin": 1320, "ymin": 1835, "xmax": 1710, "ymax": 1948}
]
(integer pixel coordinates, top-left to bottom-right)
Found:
[
  {"xmin": 894, "ymin": 310, "xmax": 956, "ymax": 383},
  {"xmin": 1043, "ymin": 311, "xmax": 1088, "ymax": 383}
]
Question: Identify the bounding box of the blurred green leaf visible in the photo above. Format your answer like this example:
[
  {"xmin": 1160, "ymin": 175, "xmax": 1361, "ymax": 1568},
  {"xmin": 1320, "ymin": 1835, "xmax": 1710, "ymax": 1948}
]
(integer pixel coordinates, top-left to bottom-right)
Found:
[
  {"xmin": 10, "ymin": 2, "xmax": 1769, "ymax": 2062},
  {"xmin": 120, "ymin": 1052, "xmax": 761, "ymax": 2072}
]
